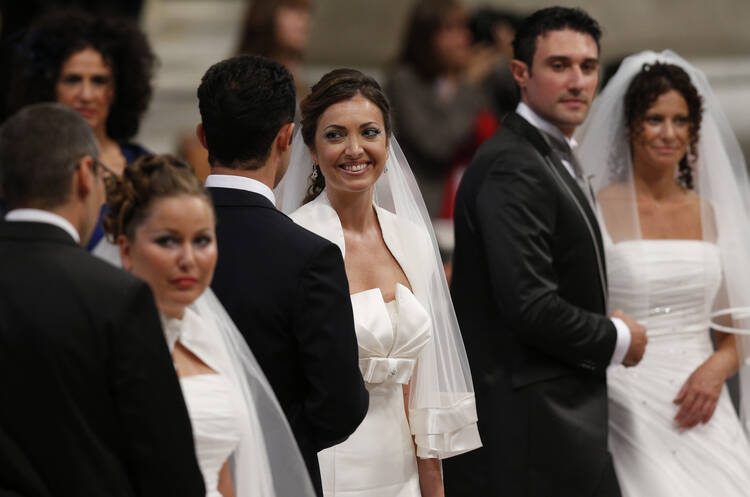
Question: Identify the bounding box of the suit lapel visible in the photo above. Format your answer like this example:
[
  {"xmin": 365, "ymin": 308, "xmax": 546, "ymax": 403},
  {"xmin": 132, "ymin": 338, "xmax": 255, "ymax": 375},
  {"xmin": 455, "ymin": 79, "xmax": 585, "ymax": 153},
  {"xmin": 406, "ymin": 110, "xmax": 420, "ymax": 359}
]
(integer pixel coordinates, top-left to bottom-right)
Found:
[{"xmin": 503, "ymin": 113, "xmax": 609, "ymax": 298}]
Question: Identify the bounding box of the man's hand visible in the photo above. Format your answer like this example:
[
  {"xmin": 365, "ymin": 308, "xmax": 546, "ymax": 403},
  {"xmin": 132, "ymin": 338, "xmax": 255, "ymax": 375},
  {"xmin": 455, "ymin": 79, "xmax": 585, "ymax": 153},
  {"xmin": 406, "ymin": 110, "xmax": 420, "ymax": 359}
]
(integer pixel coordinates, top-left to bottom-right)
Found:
[{"xmin": 611, "ymin": 309, "xmax": 647, "ymax": 367}]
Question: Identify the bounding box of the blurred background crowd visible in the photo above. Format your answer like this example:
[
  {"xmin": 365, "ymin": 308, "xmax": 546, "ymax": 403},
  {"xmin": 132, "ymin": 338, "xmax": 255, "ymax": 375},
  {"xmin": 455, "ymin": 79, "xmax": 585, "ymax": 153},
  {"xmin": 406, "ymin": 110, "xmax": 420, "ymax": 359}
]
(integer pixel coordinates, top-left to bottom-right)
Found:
[{"xmin": 1, "ymin": 0, "xmax": 749, "ymax": 267}]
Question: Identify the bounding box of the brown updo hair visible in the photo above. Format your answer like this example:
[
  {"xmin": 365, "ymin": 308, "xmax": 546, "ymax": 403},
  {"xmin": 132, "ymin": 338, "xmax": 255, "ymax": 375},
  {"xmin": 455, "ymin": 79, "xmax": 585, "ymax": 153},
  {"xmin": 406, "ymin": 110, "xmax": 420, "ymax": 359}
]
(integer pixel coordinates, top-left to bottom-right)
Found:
[
  {"xmin": 103, "ymin": 154, "xmax": 210, "ymax": 240},
  {"xmin": 300, "ymin": 68, "xmax": 392, "ymax": 203},
  {"xmin": 624, "ymin": 62, "xmax": 703, "ymax": 189}
]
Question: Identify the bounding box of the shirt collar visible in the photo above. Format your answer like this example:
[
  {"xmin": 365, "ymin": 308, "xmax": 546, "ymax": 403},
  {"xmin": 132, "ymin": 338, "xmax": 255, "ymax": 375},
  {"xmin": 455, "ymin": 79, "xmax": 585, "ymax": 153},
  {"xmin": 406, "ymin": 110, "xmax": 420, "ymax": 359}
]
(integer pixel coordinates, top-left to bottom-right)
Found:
[
  {"xmin": 516, "ymin": 102, "xmax": 578, "ymax": 150},
  {"xmin": 205, "ymin": 174, "xmax": 276, "ymax": 206},
  {"xmin": 5, "ymin": 208, "xmax": 81, "ymax": 243}
]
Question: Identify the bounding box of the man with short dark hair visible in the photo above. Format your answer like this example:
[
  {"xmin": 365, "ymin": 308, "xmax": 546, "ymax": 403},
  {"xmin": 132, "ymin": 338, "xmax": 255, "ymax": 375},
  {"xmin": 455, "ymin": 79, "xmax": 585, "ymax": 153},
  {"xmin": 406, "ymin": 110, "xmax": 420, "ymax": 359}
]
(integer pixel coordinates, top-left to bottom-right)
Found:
[
  {"xmin": 443, "ymin": 7, "xmax": 647, "ymax": 497},
  {"xmin": 0, "ymin": 103, "xmax": 204, "ymax": 497},
  {"xmin": 197, "ymin": 55, "xmax": 368, "ymax": 497}
]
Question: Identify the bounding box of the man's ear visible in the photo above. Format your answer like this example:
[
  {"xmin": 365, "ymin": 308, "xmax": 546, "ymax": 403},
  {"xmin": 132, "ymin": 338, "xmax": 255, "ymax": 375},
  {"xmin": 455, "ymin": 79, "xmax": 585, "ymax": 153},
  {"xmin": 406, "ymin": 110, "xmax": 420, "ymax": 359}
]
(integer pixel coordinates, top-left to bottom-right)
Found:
[
  {"xmin": 74, "ymin": 156, "xmax": 95, "ymax": 200},
  {"xmin": 277, "ymin": 122, "xmax": 295, "ymax": 153},
  {"xmin": 196, "ymin": 123, "xmax": 208, "ymax": 150},
  {"xmin": 510, "ymin": 59, "xmax": 530, "ymax": 88}
]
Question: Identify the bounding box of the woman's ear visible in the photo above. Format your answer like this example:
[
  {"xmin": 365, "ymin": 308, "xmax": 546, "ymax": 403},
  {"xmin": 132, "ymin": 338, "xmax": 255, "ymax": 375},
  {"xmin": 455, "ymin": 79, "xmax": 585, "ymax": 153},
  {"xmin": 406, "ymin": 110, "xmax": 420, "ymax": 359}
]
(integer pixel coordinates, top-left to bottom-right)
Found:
[{"xmin": 117, "ymin": 233, "xmax": 133, "ymax": 271}]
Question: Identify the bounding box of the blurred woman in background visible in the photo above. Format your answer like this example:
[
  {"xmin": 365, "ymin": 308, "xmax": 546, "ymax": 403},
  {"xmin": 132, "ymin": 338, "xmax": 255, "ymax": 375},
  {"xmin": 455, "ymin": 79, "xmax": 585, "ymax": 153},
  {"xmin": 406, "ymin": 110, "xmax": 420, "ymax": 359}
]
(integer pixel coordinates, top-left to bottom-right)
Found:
[
  {"xmin": 10, "ymin": 9, "xmax": 155, "ymax": 250},
  {"xmin": 386, "ymin": 0, "xmax": 490, "ymax": 216}
]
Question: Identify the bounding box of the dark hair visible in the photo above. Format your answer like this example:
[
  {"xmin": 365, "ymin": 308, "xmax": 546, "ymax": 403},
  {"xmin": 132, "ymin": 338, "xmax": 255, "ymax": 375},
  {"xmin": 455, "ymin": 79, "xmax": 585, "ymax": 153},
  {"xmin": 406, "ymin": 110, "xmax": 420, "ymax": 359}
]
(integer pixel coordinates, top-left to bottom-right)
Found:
[
  {"xmin": 10, "ymin": 9, "xmax": 156, "ymax": 141},
  {"xmin": 236, "ymin": 0, "xmax": 311, "ymax": 58},
  {"xmin": 625, "ymin": 62, "xmax": 703, "ymax": 190},
  {"xmin": 300, "ymin": 68, "xmax": 392, "ymax": 202},
  {"xmin": 103, "ymin": 154, "xmax": 210, "ymax": 240},
  {"xmin": 512, "ymin": 7, "xmax": 601, "ymax": 70},
  {"xmin": 0, "ymin": 102, "xmax": 98, "ymax": 209},
  {"xmin": 197, "ymin": 55, "xmax": 295, "ymax": 168},
  {"xmin": 398, "ymin": 0, "xmax": 464, "ymax": 81}
]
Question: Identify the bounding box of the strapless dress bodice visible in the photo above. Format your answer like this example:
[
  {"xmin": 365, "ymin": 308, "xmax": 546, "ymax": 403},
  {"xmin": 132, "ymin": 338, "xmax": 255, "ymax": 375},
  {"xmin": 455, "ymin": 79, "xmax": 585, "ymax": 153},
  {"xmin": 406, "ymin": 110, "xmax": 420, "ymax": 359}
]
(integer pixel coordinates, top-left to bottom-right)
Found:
[
  {"xmin": 604, "ymin": 239, "xmax": 750, "ymax": 497},
  {"xmin": 606, "ymin": 239, "xmax": 722, "ymax": 338},
  {"xmin": 180, "ymin": 374, "xmax": 243, "ymax": 497},
  {"xmin": 318, "ymin": 284, "xmax": 431, "ymax": 496},
  {"xmin": 350, "ymin": 283, "xmax": 432, "ymax": 385}
]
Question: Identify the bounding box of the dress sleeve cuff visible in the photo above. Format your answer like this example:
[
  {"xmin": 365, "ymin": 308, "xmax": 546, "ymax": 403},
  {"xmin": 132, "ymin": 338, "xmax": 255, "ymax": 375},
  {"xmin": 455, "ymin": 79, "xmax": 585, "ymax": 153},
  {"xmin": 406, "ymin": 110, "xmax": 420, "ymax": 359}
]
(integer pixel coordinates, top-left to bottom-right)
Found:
[
  {"xmin": 609, "ymin": 317, "xmax": 632, "ymax": 366},
  {"xmin": 409, "ymin": 393, "xmax": 482, "ymax": 459}
]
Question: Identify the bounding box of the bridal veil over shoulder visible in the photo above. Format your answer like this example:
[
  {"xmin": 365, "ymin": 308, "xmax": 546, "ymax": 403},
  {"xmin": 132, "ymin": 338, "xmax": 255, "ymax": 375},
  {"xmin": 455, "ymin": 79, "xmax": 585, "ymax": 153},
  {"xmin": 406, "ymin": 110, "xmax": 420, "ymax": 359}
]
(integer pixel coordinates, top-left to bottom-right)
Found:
[
  {"xmin": 276, "ymin": 131, "xmax": 481, "ymax": 459},
  {"xmin": 92, "ymin": 245, "xmax": 316, "ymax": 497},
  {"xmin": 576, "ymin": 49, "xmax": 750, "ymax": 430},
  {"xmin": 190, "ymin": 290, "xmax": 317, "ymax": 497}
]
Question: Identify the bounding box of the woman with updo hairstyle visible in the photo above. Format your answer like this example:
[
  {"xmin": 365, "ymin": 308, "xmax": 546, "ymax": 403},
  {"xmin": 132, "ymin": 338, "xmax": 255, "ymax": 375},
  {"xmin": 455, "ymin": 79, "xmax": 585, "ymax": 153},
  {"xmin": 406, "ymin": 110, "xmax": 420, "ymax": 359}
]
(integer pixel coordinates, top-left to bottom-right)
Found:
[
  {"xmin": 105, "ymin": 154, "xmax": 317, "ymax": 497},
  {"xmin": 578, "ymin": 51, "xmax": 750, "ymax": 496},
  {"xmin": 276, "ymin": 68, "xmax": 481, "ymax": 497},
  {"xmin": 11, "ymin": 8, "xmax": 155, "ymax": 250}
]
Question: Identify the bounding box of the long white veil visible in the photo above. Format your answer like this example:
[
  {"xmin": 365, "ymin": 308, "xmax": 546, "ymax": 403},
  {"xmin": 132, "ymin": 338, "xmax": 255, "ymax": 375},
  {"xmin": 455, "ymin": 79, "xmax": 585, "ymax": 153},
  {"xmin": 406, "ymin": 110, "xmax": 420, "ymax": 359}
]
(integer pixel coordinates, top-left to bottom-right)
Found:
[
  {"xmin": 275, "ymin": 129, "xmax": 481, "ymax": 459},
  {"xmin": 577, "ymin": 49, "xmax": 750, "ymax": 431}
]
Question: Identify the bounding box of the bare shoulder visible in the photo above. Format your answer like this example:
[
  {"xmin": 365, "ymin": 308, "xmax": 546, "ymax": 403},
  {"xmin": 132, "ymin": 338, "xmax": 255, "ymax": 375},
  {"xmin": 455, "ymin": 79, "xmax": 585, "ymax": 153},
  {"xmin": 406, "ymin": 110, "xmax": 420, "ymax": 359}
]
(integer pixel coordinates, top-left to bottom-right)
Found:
[{"xmin": 596, "ymin": 182, "xmax": 631, "ymax": 204}]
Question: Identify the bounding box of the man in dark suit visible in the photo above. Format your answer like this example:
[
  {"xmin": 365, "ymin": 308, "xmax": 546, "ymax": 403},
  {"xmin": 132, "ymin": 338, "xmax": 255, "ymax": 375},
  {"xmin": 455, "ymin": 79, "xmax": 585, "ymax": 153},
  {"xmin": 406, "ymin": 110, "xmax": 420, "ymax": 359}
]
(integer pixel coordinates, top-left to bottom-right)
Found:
[
  {"xmin": 196, "ymin": 55, "xmax": 368, "ymax": 497},
  {"xmin": 0, "ymin": 103, "xmax": 204, "ymax": 497},
  {"xmin": 443, "ymin": 7, "xmax": 648, "ymax": 497}
]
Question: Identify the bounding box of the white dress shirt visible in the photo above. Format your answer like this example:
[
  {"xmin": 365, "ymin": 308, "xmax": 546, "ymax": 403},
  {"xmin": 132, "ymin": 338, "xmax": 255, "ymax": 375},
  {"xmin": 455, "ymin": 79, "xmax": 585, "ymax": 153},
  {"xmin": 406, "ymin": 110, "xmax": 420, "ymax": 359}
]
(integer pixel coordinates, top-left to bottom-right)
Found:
[
  {"xmin": 515, "ymin": 102, "xmax": 632, "ymax": 366},
  {"xmin": 5, "ymin": 208, "xmax": 81, "ymax": 243},
  {"xmin": 205, "ymin": 174, "xmax": 276, "ymax": 207}
]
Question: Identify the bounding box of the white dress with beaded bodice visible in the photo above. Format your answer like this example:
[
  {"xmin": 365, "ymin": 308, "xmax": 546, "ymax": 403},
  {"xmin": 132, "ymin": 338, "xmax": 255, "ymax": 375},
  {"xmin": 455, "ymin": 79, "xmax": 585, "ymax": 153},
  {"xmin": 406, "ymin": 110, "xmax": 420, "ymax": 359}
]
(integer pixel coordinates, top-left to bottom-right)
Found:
[
  {"xmin": 605, "ymin": 239, "xmax": 750, "ymax": 496},
  {"xmin": 317, "ymin": 283, "xmax": 431, "ymax": 497}
]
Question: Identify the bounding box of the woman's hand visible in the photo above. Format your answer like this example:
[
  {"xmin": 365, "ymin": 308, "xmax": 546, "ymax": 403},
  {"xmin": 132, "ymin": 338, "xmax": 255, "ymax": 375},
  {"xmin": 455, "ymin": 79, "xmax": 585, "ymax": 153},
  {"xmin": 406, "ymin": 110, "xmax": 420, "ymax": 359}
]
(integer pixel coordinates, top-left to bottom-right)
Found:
[
  {"xmin": 673, "ymin": 331, "xmax": 740, "ymax": 430},
  {"xmin": 673, "ymin": 356, "xmax": 726, "ymax": 429}
]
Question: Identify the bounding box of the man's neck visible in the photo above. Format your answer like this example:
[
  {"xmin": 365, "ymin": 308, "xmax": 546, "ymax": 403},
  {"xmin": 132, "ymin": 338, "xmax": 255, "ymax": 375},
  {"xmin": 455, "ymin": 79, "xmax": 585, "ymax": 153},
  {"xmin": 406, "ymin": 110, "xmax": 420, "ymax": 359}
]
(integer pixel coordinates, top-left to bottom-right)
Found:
[
  {"xmin": 517, "ymin": 100, "xmax": 576, "ymax": 141},
  {"xmin": 210, "ymin": 164, "xmax": 275, "ymax": 191}
]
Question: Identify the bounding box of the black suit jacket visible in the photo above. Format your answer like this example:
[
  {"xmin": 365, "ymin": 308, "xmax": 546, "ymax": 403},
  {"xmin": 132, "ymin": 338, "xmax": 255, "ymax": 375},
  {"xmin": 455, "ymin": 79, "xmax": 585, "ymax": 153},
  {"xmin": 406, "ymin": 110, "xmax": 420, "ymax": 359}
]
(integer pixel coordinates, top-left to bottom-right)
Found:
[
  {"xmin": 209, "ymin": 187, "xmax": 368, "ymax": 497},
  {"xmin": 443, "ymin": 113, "xmax": 620, "ymax": 497},
  {"xmin": 0, "ymin": 221, "xmax": 205, "ymax": 497}
]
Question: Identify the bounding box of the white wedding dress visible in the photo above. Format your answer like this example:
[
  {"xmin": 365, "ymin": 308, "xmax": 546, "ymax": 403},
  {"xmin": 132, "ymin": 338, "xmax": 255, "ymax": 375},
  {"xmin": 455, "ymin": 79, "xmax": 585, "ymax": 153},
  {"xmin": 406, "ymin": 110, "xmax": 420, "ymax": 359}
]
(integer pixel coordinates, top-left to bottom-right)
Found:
[
  {"xmin": 290, "ymin": 191, "xmax": 481, "ymax": 497},
  {"xmin": 317, "ymin": 283, "xmax": 432, "ymax": 497},
  {"xmin": 161, "ymin": 310, "xmax": 245, "ymax": 497},
  {"xmin": 606, "ymin": 239, "xmax": 750, "ymax": 496}
]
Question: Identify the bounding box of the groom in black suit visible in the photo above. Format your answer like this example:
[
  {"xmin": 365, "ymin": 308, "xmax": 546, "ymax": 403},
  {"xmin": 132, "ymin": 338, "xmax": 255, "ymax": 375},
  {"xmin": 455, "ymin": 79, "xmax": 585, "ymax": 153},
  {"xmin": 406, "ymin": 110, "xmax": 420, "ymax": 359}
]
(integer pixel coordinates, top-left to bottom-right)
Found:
[
  {"xmin": 443, "ymin": 7, "xmax": 647, "ymax": 497},
  {"xmin": 196, "ymin": 55, "xmax": 368, "ymax": 497},
  {"xmin": 0, "ymin": 103, "xmax": 204, "ymax": 497}
]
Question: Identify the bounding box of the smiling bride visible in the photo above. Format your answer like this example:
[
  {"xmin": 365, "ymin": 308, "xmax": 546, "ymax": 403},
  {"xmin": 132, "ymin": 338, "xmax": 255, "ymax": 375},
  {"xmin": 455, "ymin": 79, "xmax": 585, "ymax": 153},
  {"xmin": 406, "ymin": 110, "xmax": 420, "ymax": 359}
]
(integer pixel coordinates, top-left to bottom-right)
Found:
[{"xmin": 275, "ymin": 69, "xmax": 481, "ymax": 497}]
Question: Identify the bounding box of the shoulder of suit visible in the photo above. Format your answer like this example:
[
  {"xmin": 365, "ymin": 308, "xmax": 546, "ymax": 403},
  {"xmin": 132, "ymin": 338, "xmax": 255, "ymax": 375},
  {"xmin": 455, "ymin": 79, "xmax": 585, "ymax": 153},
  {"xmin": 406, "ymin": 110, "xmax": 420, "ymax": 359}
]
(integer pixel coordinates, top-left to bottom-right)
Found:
[{"xmin": 471, "ymin": 125, "xmax": 549, "ymax": 175}]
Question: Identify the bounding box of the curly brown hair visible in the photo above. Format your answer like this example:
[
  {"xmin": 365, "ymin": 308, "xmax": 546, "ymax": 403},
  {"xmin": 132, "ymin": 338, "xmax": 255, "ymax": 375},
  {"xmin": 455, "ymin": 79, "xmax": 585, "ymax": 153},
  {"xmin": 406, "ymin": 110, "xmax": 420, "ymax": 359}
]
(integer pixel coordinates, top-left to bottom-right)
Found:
[
  {"xmin": 624, "ymin": 62, "xmax": 703, "ymax": 189},
  {"xmin": 300, "ymin": 68, "xmax": 392, "ymax": 203},
  {"xmin": 11, "ymin": 9, "xmax": 156, "ymax": 141},
  {"xmin": 103, "ymin": 154, "xmax": 210, "ymax": 240}
]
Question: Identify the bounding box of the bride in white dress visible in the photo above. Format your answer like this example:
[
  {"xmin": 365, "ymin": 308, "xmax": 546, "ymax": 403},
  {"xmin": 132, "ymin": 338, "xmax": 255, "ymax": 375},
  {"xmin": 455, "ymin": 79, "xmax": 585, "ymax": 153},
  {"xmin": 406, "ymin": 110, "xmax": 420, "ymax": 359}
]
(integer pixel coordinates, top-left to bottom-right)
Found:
[
  {"xmin": 102, "ymin": 154, "xmax": 316, "ymax": 497},
  {"xmin": 275, "ymin": 69, "xmax": 481, "ymax": 497},
  {"xmin": 578, "ymin": 50, "xmax": 750, "ymax": 496}
]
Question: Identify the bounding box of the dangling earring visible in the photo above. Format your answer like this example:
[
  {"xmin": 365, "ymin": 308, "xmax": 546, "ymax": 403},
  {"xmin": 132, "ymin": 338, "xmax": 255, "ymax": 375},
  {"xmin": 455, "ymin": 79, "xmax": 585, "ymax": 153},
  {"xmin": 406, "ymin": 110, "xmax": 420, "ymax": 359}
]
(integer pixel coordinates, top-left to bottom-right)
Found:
[{"xmin": 311, "ymin": 163, "xmax": 319, "ymax": 179}]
